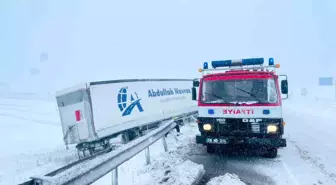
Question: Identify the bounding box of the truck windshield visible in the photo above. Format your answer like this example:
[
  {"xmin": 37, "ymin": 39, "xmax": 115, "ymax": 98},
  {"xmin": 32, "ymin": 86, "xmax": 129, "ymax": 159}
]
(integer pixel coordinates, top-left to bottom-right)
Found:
[{"xmin": 201, "ymin": 78, "xmax": 278, "ymax": 104}]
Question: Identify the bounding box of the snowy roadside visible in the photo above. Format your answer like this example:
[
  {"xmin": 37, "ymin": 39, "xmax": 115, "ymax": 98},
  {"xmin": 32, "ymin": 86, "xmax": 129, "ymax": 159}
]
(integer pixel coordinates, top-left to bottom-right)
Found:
[
  {"xmin": 283, "ymin": 100, "xmax": 336, "ymax": 183},
  {"xmin": 94, "ymin": 122, "xmax": 205, "ymax": 185},
  {"xmin": 135, "ymin": 131, "xmax": 205, "ymax": 185},
  {"xmin": 137, "ymin": 159, "xmax": 204, "ymax": 185},
  {"xmin": 0, "ymin": 147, "xmax": 78, "ymax": 185},
  {"xmin": 207, "ymin": 174, "xmax": 246, "ymax": 185},
  {"xmin": 0, "ymin": 98, "xmax": 78, "ymax": 185},
  {"xmin": 0, "ymin": 96, "xmax": 206, "ymax": 185}
]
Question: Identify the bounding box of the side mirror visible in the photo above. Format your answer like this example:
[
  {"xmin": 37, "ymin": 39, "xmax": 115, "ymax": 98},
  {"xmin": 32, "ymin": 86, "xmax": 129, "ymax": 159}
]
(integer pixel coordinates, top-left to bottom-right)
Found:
[
  {"xmin": 281, "ymin": 80, "xmax": 288, "ymax": 94},
  {"xmin": 193, "ymin": 80, "xmax": 199, "ymax": 87},
  {"xmin": 192, "ymin": 87, "xmax": 197, "ymax": 101}
]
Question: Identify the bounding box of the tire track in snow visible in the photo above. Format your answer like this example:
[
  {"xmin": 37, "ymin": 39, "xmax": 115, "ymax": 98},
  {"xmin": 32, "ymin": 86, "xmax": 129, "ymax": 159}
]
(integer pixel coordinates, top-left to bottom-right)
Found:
[
  {"xmin": 190, "ymin": 150, "xmax": 276, "ymax": 185},
  {"xmin": 288, "ymin": 139, "xmax": 336, "ymax": 183},
  {"xmin": 280, "ymin": 161, "xmax": 300, "ymax": 185}
]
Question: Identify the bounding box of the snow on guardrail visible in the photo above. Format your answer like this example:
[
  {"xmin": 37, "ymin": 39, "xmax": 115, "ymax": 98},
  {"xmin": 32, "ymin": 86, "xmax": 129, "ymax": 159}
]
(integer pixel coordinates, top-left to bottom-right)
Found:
[{"xmin": 30, "ymin": 116, "xmax": 197, "ymax": 185}]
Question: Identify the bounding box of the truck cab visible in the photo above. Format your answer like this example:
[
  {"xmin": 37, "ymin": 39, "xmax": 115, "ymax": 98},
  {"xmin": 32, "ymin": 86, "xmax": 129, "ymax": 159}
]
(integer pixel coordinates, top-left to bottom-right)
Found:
[{"xmin": 192, "ymin": 58, "xmax": 288, "ymax": 158}]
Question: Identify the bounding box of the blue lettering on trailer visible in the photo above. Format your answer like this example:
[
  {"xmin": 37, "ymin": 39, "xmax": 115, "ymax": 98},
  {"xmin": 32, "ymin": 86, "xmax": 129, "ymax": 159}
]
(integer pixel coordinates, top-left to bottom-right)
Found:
[{"xmin": 148, "ymin": 88, "xmax": 191, "ymax": 97}]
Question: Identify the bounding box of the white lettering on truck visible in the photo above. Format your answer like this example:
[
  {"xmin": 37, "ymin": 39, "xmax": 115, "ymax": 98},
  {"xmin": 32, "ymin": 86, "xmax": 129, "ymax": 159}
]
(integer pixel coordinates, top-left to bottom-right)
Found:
[{"xmin": 242, "ymin": 118, "xmax": 262, "ymax": 123}]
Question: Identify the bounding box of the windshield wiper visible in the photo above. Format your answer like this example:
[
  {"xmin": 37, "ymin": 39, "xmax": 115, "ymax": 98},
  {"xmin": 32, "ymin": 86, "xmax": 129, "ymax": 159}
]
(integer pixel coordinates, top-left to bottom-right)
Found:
[
  {"xmin": 204, "ymin": 92, "xmax": 236, "ymax": 104},
  {"xmin": 234, "ymin": 87, "xmax": 263, "ymax": 103}
]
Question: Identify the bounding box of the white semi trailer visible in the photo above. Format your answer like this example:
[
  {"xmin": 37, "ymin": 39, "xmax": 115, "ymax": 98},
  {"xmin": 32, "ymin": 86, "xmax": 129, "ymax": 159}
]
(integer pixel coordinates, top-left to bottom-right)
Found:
[{"xmin": 56, "ymin": 79, "xmax": 197, "ymax": 155}]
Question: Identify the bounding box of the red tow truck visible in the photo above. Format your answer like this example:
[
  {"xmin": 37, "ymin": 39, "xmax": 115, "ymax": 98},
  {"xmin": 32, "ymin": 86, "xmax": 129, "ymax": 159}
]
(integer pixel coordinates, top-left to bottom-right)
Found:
[{"xmin": 191, "ymin": 58, "xmax": 288, "ymax": 158}]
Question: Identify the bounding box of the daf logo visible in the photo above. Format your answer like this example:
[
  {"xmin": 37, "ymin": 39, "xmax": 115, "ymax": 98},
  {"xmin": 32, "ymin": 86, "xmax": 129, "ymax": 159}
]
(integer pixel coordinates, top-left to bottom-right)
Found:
[
  {"xmin": 242, "ymin": 118, "xmax": 262, "ymax": 123},
  {"xmin": 216, "ymin": 118, "xmax": 226, "ymax": 124}
]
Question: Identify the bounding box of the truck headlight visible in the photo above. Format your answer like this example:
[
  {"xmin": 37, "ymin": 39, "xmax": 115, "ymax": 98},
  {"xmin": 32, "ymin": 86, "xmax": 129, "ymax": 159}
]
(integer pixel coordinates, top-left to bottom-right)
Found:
[
  {"xmin": 203, "ymin": 124, "xmax": 212, "ymax": 131},
  {"xmin": 267, "ymin": 124, "xmax": 278, "ymax": 133}
]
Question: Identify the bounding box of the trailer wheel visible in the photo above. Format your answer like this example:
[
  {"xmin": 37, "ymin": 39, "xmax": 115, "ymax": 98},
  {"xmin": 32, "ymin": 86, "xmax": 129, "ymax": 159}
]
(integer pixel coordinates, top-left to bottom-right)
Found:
[
  {"xmin": 103, "ymin": 141, "xmax": 110, "ymax": 149},
  {"xmin": 121, "ymin": 129, "xmax": 140, "ymax": 144},
  {"xmin": 264, "ymin": 147, "xmax": 278, "ymax": 158},
  {"xmin": 128, "ymin": 129, "xmax": 140, "ymax": 140}
]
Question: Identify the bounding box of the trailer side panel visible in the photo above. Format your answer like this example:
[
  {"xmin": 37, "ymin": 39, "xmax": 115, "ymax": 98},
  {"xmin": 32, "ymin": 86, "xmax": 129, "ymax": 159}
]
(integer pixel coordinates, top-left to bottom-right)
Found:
[{"xmin": 89, "ymin": 79, "xmax": 197, "ymax": 139}]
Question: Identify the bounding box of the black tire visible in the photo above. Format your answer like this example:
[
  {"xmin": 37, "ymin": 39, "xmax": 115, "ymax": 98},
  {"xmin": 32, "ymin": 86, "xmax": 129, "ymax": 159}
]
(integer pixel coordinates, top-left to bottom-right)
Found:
[
  {"xmin": 264, "ymin": 148, "xmax": 278, "ymax": 158},
  {"xmin": 207, "ymin": 145, "xmax": 215, "ymax": 154},
  {"xmin": 129, "ymin": 129, "xmax": 141, "ymax": 140},
  {"xmin": 103, "ymin": 141, "xmax": 110, "ymax": 149}
]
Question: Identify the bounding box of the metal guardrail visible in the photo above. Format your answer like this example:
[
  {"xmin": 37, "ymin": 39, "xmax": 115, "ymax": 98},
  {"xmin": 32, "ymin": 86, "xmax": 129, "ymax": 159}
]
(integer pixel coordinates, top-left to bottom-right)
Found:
[{"xmin": 21, "ymin": 112, "xmax": 196, "ymax": 185}]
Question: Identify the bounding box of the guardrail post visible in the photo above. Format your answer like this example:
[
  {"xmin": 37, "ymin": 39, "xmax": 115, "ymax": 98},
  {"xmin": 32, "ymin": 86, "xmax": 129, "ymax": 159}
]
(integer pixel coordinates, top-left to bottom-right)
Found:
[
  {"xmin": 162, "ymin": 136, "xmax": 168, "ymax": 152},
  {"xmin": 111, "ymin": 167, "xmax": 118, "ymax": 185},
  {"xmin": 145, "ymin": 147, "xmax": 151, "ymax": 165},
  {"xmin": 122, "ymin": 132, "xmax": 129, "ymax": 144}
]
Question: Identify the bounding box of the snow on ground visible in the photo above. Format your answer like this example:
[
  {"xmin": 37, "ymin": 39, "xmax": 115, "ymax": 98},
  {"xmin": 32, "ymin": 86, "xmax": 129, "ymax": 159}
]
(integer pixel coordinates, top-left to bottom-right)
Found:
[
  {"xmin": 185, "ymin": 99, "xmax": 336, "ymax": 185},
  {"xmin": 93, "ymin": 121, "xmax": 205, "ymax": 185},
  {"xmin": 237, "ymin": 99, "xmax": 336, "ymax": 184},
  {"xmin": 283, "ymin": 100, "xmax": 336, "ymax": 182},
  {"xmin": 285, "ymin": 98, "xmax": 336, "ymax": 121},
  {"xmin": 207, "ymin": 173, "xmax": 246, "ymax": 185},
  {"xmin": 139, "ymin": 159, "xmax": 204, "ymax": 185},
  {"xmin": 3, "ymin": 93, "xmax": 336, "ymax": 185},
  {"xmin": 0, "ymin": 97, "xmax": 78, "ymax": 185},
  {"xmin": 0, "ymin": 94, "xmax": 203, "ymax": 185}
]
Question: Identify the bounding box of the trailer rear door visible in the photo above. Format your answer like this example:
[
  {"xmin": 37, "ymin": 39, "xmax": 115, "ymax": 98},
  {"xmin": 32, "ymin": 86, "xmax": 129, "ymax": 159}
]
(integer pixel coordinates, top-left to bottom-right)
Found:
[{"xmin": 56, "ymin": 88, "xmax": 95, "ymax": 145}]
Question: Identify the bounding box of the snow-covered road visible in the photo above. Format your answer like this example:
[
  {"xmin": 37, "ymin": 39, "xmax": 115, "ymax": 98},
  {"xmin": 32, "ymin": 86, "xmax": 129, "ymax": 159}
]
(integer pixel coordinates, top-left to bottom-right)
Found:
[
  {"xmin": 187, "ymin": 101, "xmax": 336, "ymax": 185},
  {"xmin": 1, "ymin": 96, "xmax": 336, "ymax": 185}
]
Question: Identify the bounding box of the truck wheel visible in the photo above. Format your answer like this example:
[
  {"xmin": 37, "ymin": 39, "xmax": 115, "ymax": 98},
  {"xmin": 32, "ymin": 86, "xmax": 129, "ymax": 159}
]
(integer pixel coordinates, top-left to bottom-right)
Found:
[
  {"xmin": 128, "ymin": 129, "xmax": 140, "ymax": 141},
  {"xmin": 264, "ymin": 148, "xmax": 278, "ymax": 158},
  {"xmin": 207, "ymin": 145, "xmax": 215, "ymax": 154}
]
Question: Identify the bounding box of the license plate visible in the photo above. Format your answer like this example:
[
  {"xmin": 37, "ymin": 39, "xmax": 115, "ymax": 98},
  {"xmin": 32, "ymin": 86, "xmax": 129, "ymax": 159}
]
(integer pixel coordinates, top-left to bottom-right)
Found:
[{"xmin": 206, "ymin": 138, "xmax": 228, "ymax": 144}]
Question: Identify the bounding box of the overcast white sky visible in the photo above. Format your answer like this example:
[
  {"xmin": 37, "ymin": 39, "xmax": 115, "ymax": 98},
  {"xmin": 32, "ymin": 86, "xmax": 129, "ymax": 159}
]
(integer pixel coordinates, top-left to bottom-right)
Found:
[{"xmin": 1, "ymin": 0, "xmax": 336, "ymax": 96}]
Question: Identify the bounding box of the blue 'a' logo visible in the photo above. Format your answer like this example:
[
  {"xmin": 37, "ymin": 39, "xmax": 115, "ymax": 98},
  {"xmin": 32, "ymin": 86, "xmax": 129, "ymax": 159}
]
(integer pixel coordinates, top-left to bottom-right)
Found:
[{"xmin": 117, "ymin": 87, "xmax": 144, "ymax": 116}]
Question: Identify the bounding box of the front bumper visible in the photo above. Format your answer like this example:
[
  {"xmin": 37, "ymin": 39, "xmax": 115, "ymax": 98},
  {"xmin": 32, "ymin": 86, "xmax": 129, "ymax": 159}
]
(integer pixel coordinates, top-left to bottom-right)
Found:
[{"xmin": 196, "ymin": 135, "xmax": 286, "ymax": 148}]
